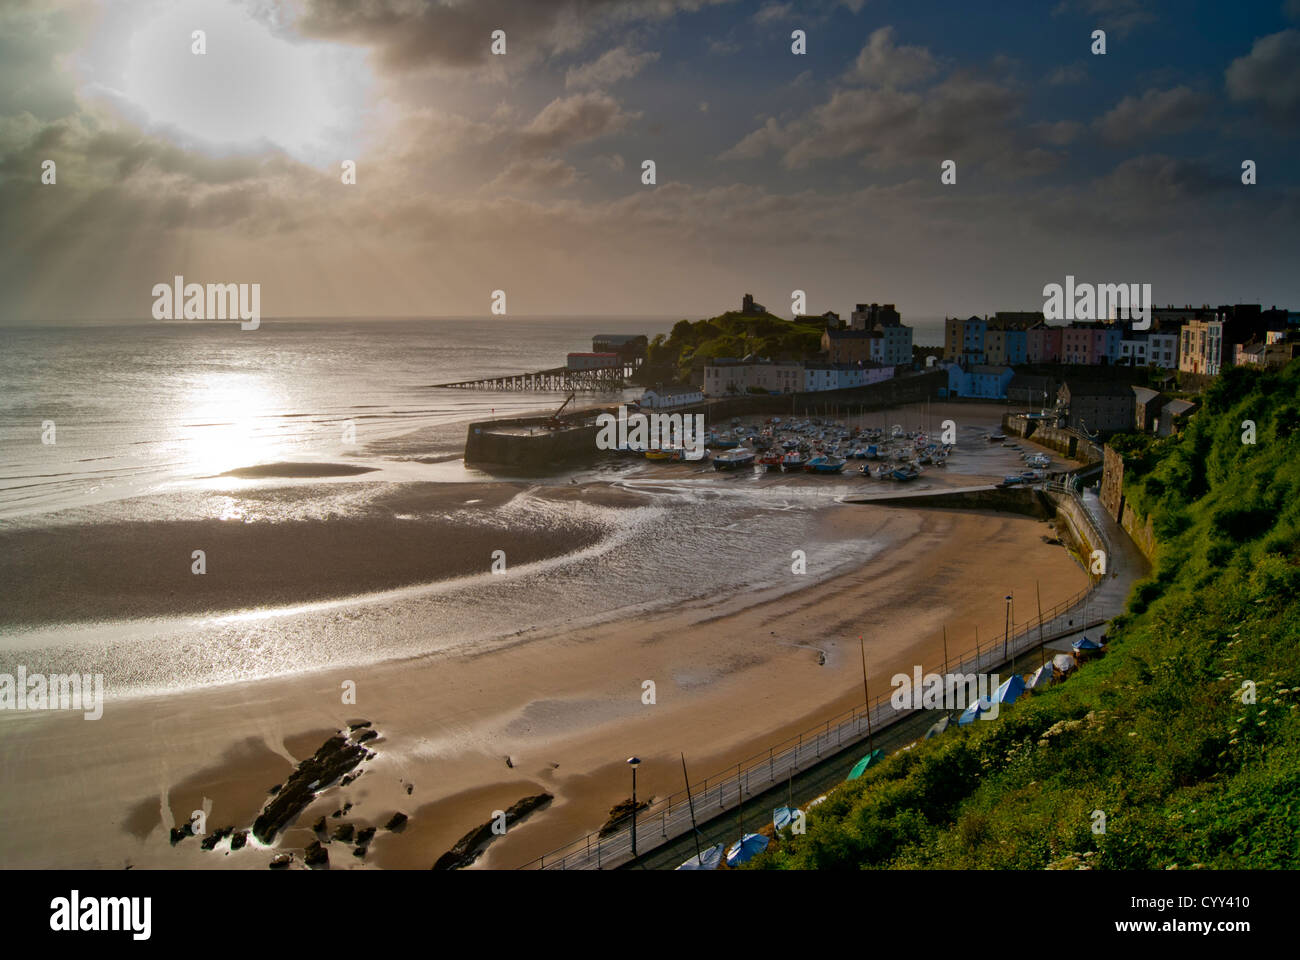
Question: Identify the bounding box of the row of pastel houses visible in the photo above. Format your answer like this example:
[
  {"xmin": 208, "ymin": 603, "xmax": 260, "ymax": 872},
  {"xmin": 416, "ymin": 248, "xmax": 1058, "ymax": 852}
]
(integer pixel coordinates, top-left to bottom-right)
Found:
[
  {"xmin": 944, "ymin": 305, "xmax": 1296, "ymax": 374},
  {"xmin": 700, "ymin": 358, "xmax": 897, "ymax": 398}
]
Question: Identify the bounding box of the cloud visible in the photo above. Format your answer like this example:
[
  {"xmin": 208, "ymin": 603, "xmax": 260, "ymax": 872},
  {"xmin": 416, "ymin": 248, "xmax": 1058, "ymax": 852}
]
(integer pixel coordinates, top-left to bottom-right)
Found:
[
  {"xmin": 566, "ymin": 46, "xmax": 660, "ymax": 88},
  {"xmin": 1094, "ymin": 153, "xmax": 1233, "ymax": 204},
  {"xmin": 1093, "ymin": 86, "xmax": 1212, "ymax": 143},
  {"xmin": 1047, "ymin": 63, "xmax": 1087, "ymax": 85},
  {"xmin": 489, "ymin": 158, "xmax": 579, "ymax": 190},
  {"xmin": 708, "ymin": 34, "xmax": 741, "ymax": 55},
  {"xmin": 298, "ymin": 0, "xmax": 732, "ymax": 72},
  {"xmin": 516, "ymin": 92, "xmax": 635, "ymax": 156},
  {"xmin": 1032, "ymin": 120, "xmax": 1085, "ymax": 146},
  {"xmin": 1051, "ymin": 0, "xmax": 1156, "ymax": 37},
  {"xmin": 754, "ymin": 3, "xmax": 795, "ymax": 24},
  {"xmin": 723, "ymin": 70, "xmax": 1024, "ymax": 171},
  {"xmin": 1226, "ymin": 29, "xmax": 1300, "ymax": 119},
  {"xmin": 844, "ymin": 27, "xmax": 939, "ymax": 87}
]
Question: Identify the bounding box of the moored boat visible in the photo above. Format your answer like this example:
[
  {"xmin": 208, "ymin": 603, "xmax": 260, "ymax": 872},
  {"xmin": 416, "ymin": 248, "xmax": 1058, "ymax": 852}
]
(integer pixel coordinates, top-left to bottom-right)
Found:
[{"xmin": 713, "ymin": 449, "xmax": 756, "ymax": 470}]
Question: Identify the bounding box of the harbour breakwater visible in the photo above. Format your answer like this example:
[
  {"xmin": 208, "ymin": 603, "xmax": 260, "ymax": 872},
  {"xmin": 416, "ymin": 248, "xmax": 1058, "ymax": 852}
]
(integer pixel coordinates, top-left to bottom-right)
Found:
[{"xmin": 464, "ymin": 370, "xmax": 946, "ymax": 468}]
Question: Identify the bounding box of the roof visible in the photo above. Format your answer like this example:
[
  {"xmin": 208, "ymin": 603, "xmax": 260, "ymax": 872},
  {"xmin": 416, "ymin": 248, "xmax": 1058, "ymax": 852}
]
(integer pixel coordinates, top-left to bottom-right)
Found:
[
  {"xmin": 1063, "ymin": 379, "xmax": 1134, "ymax": 397},
  {"xmin": 593, "ymin": 333, "xmax": 647, "ymax": 344},
  {"xmin": 1163, "ymin": 399, "xmax": 1197, "ymax": 416},
  {"xmin": 1131, "ymin": 386, "xmax": 1161, "ymax": 404},
  {"xmin": 644, "ymin": 383, "xmax": 700, "ymax": 397},
  {"xmin": 1008, "ymin": 374, "xmax": 1053, "ymax": 390}
]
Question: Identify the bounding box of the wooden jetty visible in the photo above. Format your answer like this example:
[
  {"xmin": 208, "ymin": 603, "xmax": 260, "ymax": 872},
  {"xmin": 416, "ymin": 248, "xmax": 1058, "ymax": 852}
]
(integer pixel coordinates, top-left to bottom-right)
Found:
[{"xmin": 432, "ymin": 362, "xmax": 636, "ymax": 392}]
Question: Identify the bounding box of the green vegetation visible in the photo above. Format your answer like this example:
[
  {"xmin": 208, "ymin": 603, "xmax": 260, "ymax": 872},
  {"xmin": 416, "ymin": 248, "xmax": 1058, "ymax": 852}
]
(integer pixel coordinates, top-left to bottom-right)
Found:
[
  {"xmin": 647, "ymin": 311, "xmax": 827, "ymax": 382},
  {"xmin": 752, "ymin": 362, "xmax": 1300, "ymax": 869}
]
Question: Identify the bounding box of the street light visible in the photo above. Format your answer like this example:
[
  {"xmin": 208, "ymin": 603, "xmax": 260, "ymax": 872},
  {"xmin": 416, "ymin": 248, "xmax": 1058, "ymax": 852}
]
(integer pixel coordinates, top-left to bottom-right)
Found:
[
  {"xmin": 626, "ymin": 756, "xmax": 641, "ymax": 858},
  {"xmin": 1003, "ymin": 594, "xmax": 1013, "ymax": 659}
]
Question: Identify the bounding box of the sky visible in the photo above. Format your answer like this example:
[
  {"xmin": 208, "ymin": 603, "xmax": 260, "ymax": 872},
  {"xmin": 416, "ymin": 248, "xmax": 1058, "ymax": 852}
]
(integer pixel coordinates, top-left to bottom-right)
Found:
[{"xmin": 2, "ymin": 0, "xmax": 1299, "ymax": 324}]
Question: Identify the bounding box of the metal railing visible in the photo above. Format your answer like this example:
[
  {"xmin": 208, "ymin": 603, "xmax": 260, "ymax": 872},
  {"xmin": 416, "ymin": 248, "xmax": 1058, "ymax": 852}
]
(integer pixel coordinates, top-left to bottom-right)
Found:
[{"xmin": 516, "ymin": 579, "xmax": 1101, "ymax": 870}]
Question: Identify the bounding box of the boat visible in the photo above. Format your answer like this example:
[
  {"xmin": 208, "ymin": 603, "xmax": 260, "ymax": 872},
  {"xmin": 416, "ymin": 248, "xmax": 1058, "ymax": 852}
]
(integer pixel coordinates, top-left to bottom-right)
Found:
[
  {"xmin": 725, "ymin": 833, "xmax": 769, "ymax": 867},
  {"xmin": 810, "ymin": 456, "xmax": 846, "ymax": 474},
  {"xmin": 757, "ymin": 452, "xmax": 784, "ymax": 467},
  {"xmin": 986, "ymin": 432, "xmax": 1007, "ymax": 442},
  {"xmin": 644, "ymin": 448, "xmax": 671, "ymax": 461},
  {"xmin": 676, "ymin": 844, "xmax": 723, "ymax": 870},
  {"xmin": 713, "ymin": 449, "xmax": 756, "ymax": 470},
  {"xmin": 891, "ymin": 466, "xmax": 920, "ymax": 481},
  {"xmin": 999, "ymin": 474, "xmax": 1023, "ymax": 487},
  {"xmin": 847, "ymin": 749, "xmax": 886, "ymax": 780},
  {"xmin": 780, "ymin": 451, "xmax": 805, "ymax": 471},
  {"xmin": 773, "ymin": 805, "xmax": 803, "ymax": 833},
  {"xmin": 709, "ymin": 437, "xmax": 740, "ymax": 449},
  {"xmin": 668, "ymin": 446, "xmax": 708, "ymax": 463}
]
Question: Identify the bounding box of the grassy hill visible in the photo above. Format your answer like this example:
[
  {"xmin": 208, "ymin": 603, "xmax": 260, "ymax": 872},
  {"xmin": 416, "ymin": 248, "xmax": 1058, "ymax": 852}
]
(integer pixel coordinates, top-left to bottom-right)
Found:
[
  {"xmin": 751, "ymin": 362, "xmax": 1300, "ymax": 869},
  {"xmin": 647, "ymin": 311, "xmax": 828, "ymax": 382}
]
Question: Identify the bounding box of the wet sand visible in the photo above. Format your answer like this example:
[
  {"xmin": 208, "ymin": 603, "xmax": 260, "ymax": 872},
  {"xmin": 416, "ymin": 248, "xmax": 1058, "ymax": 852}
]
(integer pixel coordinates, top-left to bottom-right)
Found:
[
  {"xmin": 0, "ymin": 400, "xmax": 1090, "ymax": 869},
  {"xmin": 0, "ymin": 507, "xmax": 1085, "ymax": 869}
]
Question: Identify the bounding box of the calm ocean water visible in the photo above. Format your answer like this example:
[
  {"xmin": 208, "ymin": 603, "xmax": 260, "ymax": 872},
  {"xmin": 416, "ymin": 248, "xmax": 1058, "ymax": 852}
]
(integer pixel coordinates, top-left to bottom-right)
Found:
[
  {"xmin": 0, "ymin": 316, "xmax": 674, "ymax": 518},
  {"xmin": 0, "ymin": 315, "xmax": 961, "ymax": 695}
]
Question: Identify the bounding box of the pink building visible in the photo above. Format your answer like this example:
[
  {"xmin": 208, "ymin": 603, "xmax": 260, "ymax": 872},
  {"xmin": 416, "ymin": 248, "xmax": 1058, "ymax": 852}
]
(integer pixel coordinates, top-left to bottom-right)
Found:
[
  {"xmin": 1027, "ymin": 323, "xmax": 1061, "ymax": 363},
  {"xmin": 1060, "ymin": 325, "xmax": 1093, "ymax": 364}
]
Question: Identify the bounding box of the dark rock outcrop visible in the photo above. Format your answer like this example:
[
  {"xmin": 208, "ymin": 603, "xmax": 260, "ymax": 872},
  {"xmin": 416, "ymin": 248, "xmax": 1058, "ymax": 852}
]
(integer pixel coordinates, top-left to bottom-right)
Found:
[
  {"xmin": 304, "ymin": 840, "xmax": 329, "ymax": 868},
  {"xmin": 251, "ymin": 729, "xmax": 371, "ymax": 844},
  {"xmin": 384, "ymin": 812, "xmax": 408, "ymax": 832},
  {"xmin": 597, "ymin": 797, "xmax": 651, "ymax": 838},
  {"xmin": 432, "ymin": 793, "xmax": 552, "ymax": 870}
]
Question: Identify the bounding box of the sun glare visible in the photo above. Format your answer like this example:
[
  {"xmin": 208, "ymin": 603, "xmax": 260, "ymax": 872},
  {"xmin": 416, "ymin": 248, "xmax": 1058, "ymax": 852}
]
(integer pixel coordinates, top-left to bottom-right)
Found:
[{"xmin": 105, "ymin": 0, "xmax": 371, "ymax": 165}]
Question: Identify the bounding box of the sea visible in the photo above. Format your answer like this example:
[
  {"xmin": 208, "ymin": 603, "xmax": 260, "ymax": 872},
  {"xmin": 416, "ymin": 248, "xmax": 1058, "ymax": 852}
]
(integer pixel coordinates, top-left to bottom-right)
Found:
[
  {"xmin": 0, "ymin": 316, "xmax": 675, "ymax": 519},
  {"xmin": 0, "ymin": 316, "xmax": 928, "ymax": 698}
]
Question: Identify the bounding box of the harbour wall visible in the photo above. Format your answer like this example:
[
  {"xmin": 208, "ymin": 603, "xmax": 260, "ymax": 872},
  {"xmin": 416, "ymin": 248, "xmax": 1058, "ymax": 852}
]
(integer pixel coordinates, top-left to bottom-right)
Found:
[
  {"xmin": 464, "ymin": 370, "xmax": 947, "ymax": 468},
  {"xmin": 859, "ymin": 486, "xmax": 1051, "ymax": 519},
  {"xmin": 1003, "ymin": 414, "xmax": 1079, "ymax": 458},
  {"xmin": 1099, "ymin": 443, "xmax": 1160, "ymax": 564}
]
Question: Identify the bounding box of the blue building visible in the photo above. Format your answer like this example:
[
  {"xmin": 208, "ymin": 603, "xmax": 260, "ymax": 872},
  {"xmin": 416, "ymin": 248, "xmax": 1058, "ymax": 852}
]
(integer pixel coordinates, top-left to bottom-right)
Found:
[{"xmin": 945, "ymin": 363, "xmax": 1016, "ymax": 399}]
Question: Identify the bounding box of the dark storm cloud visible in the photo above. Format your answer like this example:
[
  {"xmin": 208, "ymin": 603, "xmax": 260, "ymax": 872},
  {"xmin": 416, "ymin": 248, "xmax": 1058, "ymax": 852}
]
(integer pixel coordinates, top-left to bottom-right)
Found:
[{"xmin": 297, "ymin": 0, "xmax": 734, "ymax": 71}]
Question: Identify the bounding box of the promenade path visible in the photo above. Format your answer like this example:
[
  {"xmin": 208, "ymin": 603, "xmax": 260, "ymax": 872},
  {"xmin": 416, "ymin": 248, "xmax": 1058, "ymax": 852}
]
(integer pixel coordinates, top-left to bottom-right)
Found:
[{"xmin": 518, "ymin": 485, "xmax": 1150, "ymax": 870}]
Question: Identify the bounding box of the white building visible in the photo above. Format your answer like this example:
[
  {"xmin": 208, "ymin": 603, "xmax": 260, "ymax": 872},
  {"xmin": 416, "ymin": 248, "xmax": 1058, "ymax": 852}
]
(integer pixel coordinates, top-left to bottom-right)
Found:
[
  {"xmin": 1118, "ymin": 335, "xmax": 1149, "ymax": 366},
  {"xmin": 1147, "ymin": 331, "xmax": 1179, "ymax": 369},
  {"xmin": 639, "ymin": 384, "xmax": 702, "ymax": 408}
]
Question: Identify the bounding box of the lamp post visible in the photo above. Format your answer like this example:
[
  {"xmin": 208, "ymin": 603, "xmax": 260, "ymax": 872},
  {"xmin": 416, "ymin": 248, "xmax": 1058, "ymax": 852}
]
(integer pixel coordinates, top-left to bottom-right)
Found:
[
  {"xmin": 626, "ymin": 756, "xmax": 641, "ymax": 858},
  {"xmin": 1003, "ymin": 594, "xmax": 1013, "ymax": 659}
]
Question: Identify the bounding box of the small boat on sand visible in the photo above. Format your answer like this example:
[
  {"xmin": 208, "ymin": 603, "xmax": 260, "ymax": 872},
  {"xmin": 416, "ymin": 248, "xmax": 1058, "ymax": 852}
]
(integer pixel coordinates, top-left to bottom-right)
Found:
[{"xmin": 712, "ymin": 449, "xmax": 755, "ymax": 470}]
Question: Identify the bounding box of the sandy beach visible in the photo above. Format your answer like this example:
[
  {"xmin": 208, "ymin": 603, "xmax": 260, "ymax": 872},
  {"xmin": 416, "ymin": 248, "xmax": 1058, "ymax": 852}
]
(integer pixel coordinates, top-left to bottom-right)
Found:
[{"xmin": 0, "ymin": 402, "xmax": 1090, "ymax": 870}]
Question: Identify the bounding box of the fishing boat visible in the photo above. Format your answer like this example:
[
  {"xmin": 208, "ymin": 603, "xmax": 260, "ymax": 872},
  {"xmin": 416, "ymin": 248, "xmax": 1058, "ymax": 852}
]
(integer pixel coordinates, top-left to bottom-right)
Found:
[
  {"xmin": 676, "ymin": 844, "xmax": 723, "ymax": 870},
  {"xmin": 891, "ymin": 466, "xmax": 920, "ymax": 481},
  {"xmin": 780, "ymin": 451, "xmax": 805, "ymax": 471},
  {"xmin": 644, "ymin": 448, "xmax": 671, "ymax": 461},
  {"xmin": 709, "ymin": 437, "xmax": 739, "ymax": 449},
  {"xmin": 999, "ymin": 474, "xmax": 1023, "ymax": 487},
  {"xmin": 756, "ymin": 452, "xmax": 784, "ymax": 468},
  {"xmin": 810, "ymin": 456, "xmax": 846, "ymax": 474},
  {"xmin": 986, "ymin": 432, "xmax": 1007, "ymax": 442},
  {"xmin": 668, "ymin": 446, "xmax": 708, "ymax": 463},
  {"xmin": 712, "ymin": 449, "xmax": 756, "ymax": 470}
]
